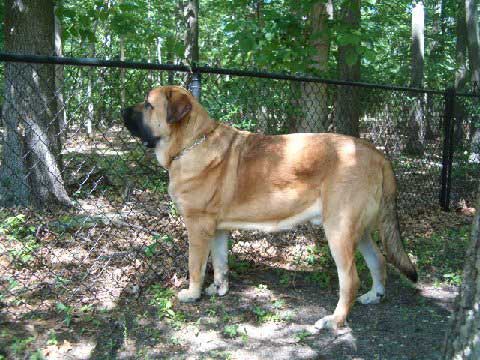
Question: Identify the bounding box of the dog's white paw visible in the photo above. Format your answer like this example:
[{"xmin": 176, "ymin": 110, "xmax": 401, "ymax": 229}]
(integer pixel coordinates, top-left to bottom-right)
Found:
[
  {"xmin": 177, "ymin": 288, "xmax": 201, "ymax": 303},
  {"xmin": 205, "ymin": 281, "xmax": 229, "ymax": 296},
  {"xmin": 357, "ymin": 290, "xmax": 384, "ymax": 305},
  {"xmin": 314, "ymin": 315, "xmax": 342, "ymax": 330}
]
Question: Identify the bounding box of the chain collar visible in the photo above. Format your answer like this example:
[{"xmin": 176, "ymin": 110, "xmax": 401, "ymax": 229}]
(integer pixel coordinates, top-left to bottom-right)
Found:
[{"xmin": 171, "ymin": 125, "xmax": 218, "ymax": 162}]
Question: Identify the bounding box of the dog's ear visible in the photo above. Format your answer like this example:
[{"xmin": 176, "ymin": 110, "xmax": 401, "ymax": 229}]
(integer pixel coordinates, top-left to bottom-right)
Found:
[{"xmin": 166, "ymin": 90, "xmax": 192, "ymax": 124}]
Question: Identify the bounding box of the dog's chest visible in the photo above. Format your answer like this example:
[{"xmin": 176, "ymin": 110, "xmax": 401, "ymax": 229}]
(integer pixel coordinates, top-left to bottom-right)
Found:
[{"xmin": 154, "ymin": 139, "xmax": 170, "ymax": 167}]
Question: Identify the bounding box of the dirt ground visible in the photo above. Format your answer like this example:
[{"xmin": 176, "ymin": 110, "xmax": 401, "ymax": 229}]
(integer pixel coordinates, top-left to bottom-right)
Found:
[
  {"xmin": 1, "ymin": 201, "xmax": 469, "ymax": 360},
  {"xmin": 92, "ymin": 267, "xmax": 456, "ymax": 360},
  {"xmin": 0, "ymin": 133, "xmax": 474, "ymax": 359}
]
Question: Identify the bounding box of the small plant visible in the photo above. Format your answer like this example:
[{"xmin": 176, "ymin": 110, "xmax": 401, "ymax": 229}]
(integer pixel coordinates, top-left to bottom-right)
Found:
[
  {"xmin": 208, "ymin": 350, "xmax": 233, "ymax": 360},
  {"xmin": 279, "ymin": 273, "xmax": 293, "ymax": 286},
  {"xmin": 223, "ymin": 324, "xmax": 239, "ymax": 338},
  {"xmin": 252, "ymin": 306, "xmax": 280, "ymax": 323},
  {"xmin": 56, "ymin": 302, "xmax": 74, "ymax": 326},
  {"xmin": 306, "ymin": 271, "xmax": 331, "ymax": 288},
  {"xmin": 272, "ymin": 299, "xmax": 285, "ymax": 309},
  {"xmin": 256, "ymin": 283, "xmax": 268, "ymax": 291},
  {"xmin": 240, "ymin": 328, "xmax": 249, "ymax": 344},
  {"xmin": 9, "ymin": 336, "xmax": 35, "ymax": 357},
  {"xmin": 144, "ymin": 234, "xmax": 173, "ymax": 257},
  {"xmin": 169, "ymin": 336, "xmax": 182, "ymax": 346},
  {"xmin": 414, "ymin": 225, "xmax": 470, "ymax": 286},
  {"xmin": 148, "ymin": 285, "xmax": 176, "ymax": 318},
  {"xmin": 229, "ymin": 256, "xmax": 251, "ymax": 273},
  {"xmin": 295, "ymin": 329, "xmax": 311, "ymax": 343},
  {"xmin": 443, "ymin": 272, "xmax": 462, "ymax": 286},
  {"xmin": 206, "ymin": 308, "xmax": 217, "ymax": 317},
  {"xmin": 280, "ymin": 310, "xmax": 295, "ymax": 321},
  {"xmin": 305, "ymin": 245, "xmax": 320, "ymax": 265},
  {"xmin": 47, "ymin": 330, "xmax": 58, "ymax": 346},
  {"xmin": 148, "ymin": 285, "xmax": 185, "ymax": 327},
  {"xmin": 168, "ymin": 201, "xmax": 179, "ymax": 218},
  {"xmin": 1, "ymin": 214, "xmax": 39, "ymax": 267},
  {"xmin": 0, "ymin": 214, "xmax": 32, "ymax": 238},
  {"xmin": 54, "ymin": 276, "xmax": 72, "ymax": 287}
]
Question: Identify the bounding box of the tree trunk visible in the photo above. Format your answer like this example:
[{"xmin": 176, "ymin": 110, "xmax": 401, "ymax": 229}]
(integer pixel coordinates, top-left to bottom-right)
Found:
[
  {"xmin": 466, "ymin": 0, "xmax": 480, "ymax": 86},
  {"xmin": 335, "ymin": 0, "xmax": 361, "ymax": 137},
  {"xmin": 424, "ymin": 0, "xmax": 444, "ymax": 141},
  {"xmin": 54, "ymin": 2, "xmax": 66, "ymax": 149},
  {"xmin": 1, "ymin": 0, "xmax": 71, "ymax": 208},
  {"xmin": 184, "ymin": 0, "xmax": 200, "ymax": 98},
  {"xmin": 157, "ymin": 37, "xmax": 163, "ymax": 85},
  {"xmin": 297, "ymin": 1, "xmax": 333, "ymax": 133},
  {"xmin": 443, "ymin": 186, "xmax": 480, "ymax": 358},
  {"xmin": 406, "ymin": 1, "xmax": 425, "ymax": 156},
  {"xmin": 466, "ymin": 0, "xmax": 480, "ymax": 158},
  {"xmin": 425, "ymin": 93, "xmax": 435, "ymax": 140},
  {"xmin": 120, "ymin": 35, "xmax": 126, "ymax": 109},
  {"xmin": 87, "ymin": 32, "xmax": 96, "ymax": 137},
  {"xmin": 455, "ymin": 0, "xmax": 468, "ymax": 147}
]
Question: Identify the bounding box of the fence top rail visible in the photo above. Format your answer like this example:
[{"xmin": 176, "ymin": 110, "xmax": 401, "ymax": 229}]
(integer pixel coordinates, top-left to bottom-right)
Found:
[{"xmin": 0, "ymin": 52, "xmax": 478, "ymax": 98}]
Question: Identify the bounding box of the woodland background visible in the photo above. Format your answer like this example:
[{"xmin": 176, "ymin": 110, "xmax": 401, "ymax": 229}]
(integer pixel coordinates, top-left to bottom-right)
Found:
[{"xmin": 0, "ymin": 1, "xmax": 480, "ymax": 359}]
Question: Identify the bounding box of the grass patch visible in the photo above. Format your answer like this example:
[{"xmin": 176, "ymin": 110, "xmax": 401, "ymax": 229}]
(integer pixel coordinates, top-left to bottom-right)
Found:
[
  {"xmin": 0, "ymin": 213, "xmax": 39, "ymax": 268},
  {"xmin": 147, "ymin": 285, "xmax": 185, "ymax": 328},
  {"xmin": 412, "ymin": 225, "xmax": 470, "ymax": 286}
]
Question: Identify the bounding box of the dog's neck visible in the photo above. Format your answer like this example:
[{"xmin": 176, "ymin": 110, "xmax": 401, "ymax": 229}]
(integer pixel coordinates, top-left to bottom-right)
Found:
[
  {"xmin": 157, "ymin": 112, "xmax": 217, "ymax": 169},
  {"xmin": 170, "ymin": 124, "xmax": 219, "ymax": 162}
]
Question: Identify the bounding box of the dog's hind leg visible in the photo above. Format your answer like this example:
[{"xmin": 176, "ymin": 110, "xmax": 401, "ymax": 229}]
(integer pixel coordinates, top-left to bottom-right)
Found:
[
  {"xmin": 205, "ymin": 230, "xmax": 229, "ymax": 296},
  {"xmin": 178, "ymin": 216, "xmax": 216, "ymax": 302},
  {"xmin": 315, "ymin": 222, "xmax": 360, "ymax": 330},
  {"xmin": 357, "ymin": 231, "xmax": 386, "ymax": 305}
]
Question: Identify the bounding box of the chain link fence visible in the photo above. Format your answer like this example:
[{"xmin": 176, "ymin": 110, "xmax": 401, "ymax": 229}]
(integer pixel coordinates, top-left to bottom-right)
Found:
[{"xmin": 0, "ymin": 55, "xmax": 478, "ymax": 357}]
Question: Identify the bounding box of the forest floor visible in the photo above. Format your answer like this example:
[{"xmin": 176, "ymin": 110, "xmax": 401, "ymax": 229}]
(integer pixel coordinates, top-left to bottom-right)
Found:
[
  {"xmin": 0, "ymin": 132, "xmax": 477, "ymax": 359},
  {"xmin": 0, "ymin": 196, "xmax": 474, "ymax": 360}
]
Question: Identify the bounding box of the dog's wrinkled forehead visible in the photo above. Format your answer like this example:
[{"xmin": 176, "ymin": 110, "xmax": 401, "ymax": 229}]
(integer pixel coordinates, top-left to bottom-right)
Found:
[
  {"xmin": 145, "ymin": 88, "xmax": 164, "ymax": 105},
  {"xmin": 153, "ymin": 86, "xmax": 193, "ymax": 100}
]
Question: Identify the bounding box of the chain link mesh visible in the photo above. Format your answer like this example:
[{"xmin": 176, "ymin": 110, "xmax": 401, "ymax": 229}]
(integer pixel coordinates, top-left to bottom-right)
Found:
[{"xmin": 0, "ymin": 59, "xmax": 478, "ymax": 357}]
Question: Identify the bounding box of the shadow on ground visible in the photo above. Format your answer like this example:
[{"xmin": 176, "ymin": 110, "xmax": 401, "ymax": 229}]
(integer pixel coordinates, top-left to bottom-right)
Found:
[{"xmin": 85, "ymin": 263, "xmax": 453, "ymax": 360}]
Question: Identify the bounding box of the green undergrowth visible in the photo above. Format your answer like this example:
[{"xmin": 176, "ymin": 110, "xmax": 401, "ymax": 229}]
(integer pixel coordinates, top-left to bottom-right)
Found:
[{"xmin": 410, "ymin": 225, "xmax": 470, "ymax": 286}]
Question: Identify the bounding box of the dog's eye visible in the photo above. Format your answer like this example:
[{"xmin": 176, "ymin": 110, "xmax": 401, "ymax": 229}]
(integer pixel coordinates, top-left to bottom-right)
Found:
[{"xmin": 145, "ymin": 102, "xmax": 154, "ymax": 110}]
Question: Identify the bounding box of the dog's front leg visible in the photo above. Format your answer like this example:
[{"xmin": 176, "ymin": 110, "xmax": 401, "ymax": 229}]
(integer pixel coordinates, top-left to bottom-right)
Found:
[
  {"xmin": 177, "ymin": 216, "xmax": 215, "ymax": 302},
  {"xmin": 205, "ymin": 230, "xmax": 229, "ymax": 296}
]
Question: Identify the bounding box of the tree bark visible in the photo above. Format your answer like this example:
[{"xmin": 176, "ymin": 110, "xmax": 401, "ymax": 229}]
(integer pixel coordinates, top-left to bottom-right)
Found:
[
  {"xmin": 454, "ymin": 0, "xmax": 469, "ymax": 147},
  {"xmin": 424, "ymin": 0, "xmax": 444, "ymax": 141},
  {"xmin": 86, "ymin": 23, "xmax": 97, "ymax": 138},
  {"xmin": 335, "ymin": 0, "xmax": 361, "ymax": 137},
  {"xmin": 406, "ymin": 1, "xmax": 425, "ymax": 156},
  {"xmin": 443, "ymin": 186, "xmax": 480, "ymax": 358},
  {"xmin": 297, "ymin": 1, "xmax": 333, "ymax": 133},
  {"xmin": 465, "ymin": 0, "xmax": 480, "ymax": 158},
  {"xmin": 184, "ymin": 0, "xmax": 200, "ymax": 98},
  {"xmin": 54, "ymin": 2, "xmax": 66, "ymax": 149},
  {"xmin": 120, "ymin": 35, "xmax": 126, "ymax": 109},
  {"xmin": 1, "ymin": 0, "xmax": 71, "ymax": 208},
  {"xmin": 466, "ymin": 0, "xmax": 480, "ymax": 87}
]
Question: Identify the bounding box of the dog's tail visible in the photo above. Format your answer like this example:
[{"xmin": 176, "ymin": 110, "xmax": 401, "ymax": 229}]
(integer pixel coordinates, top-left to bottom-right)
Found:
[{"xmin": 379, "ymin": 160, "xmax": 418, "ymax": 283}]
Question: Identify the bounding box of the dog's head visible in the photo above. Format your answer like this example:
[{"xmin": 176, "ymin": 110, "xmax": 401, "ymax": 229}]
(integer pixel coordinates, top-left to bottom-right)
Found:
[{"xmin": 122, "ymin": 86, "xmax": 193, "ymax": 148}]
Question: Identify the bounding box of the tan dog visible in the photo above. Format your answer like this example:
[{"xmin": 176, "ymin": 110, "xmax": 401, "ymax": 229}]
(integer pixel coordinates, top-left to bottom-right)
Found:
[{"xmin": 122, "ymin": 86, "xmax": 417, "ymax": 329}]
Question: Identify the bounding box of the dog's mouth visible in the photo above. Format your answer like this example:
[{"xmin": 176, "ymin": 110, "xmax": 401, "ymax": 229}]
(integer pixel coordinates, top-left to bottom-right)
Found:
[
  {"xmin": 122, "ymin": 107, "xmax": 160, "ymax": 148},
  {"xmin": 143, "ymin": 136, "xmax": 161, "ymax": 148}
]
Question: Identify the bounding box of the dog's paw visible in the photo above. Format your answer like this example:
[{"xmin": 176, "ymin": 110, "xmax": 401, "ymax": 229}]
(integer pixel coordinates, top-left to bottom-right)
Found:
[
  {"xmin": 357, "ymin": 290, "xmax": 384, "ymax": 305},
  {"xmin": 314, "ymin": 315, "xmax": 344, "ymax": 330},
  {"xmin": 177, "ymin": 288, "xmax": 201, "ymax": 303},
  {"xmin": 205, "ymin": 281, "xmax": 229, "ymax": 296}
]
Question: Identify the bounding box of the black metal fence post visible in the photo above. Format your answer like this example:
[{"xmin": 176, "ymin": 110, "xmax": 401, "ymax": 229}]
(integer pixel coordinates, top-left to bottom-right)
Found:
[
  {"xmin": 439, "ymin": 87, "xmax": 456, "ymax": 211},
  {"xmin": 189, "ymin": 69, "xmax": 201, "ymax": 100}
]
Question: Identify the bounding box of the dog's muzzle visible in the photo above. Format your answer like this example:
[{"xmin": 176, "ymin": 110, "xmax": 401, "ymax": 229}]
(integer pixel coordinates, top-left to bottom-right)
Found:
[{"xmin": 122, "ymin": 107, "xmax": 160, "ymax": 148}]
